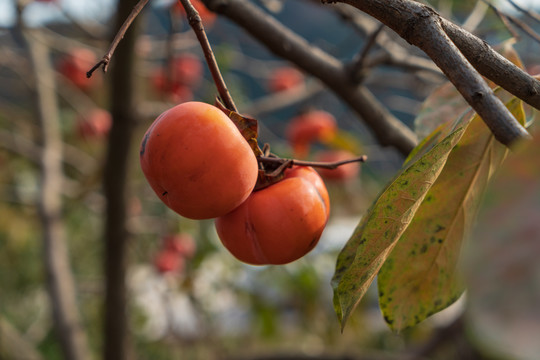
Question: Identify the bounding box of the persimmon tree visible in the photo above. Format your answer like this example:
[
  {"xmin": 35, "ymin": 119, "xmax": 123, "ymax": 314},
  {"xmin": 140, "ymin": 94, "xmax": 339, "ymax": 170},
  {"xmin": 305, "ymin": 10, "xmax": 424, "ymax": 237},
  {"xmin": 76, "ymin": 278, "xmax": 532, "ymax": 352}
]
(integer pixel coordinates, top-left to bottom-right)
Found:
[
  {"xmin": 123, "ymin": 0, "xmax": 537, "ymax": 333},
  {"xmin": 87, "ymin": 0, "xmax": 540, "ymax": 352},
  {"xmin": 3, "ymin": 0, "xmax": 540, "ymax": 359}
]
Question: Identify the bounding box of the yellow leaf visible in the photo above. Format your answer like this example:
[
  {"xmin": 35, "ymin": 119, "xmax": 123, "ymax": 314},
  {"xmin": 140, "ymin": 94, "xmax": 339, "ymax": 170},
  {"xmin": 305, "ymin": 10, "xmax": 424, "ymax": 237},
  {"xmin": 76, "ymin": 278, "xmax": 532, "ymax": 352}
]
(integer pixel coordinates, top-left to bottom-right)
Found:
[
  {"xmin": 377, "ymin": 97, "xmax": 526, "ymax": 331},
  {"xmin": 332, "ymin": 127, "xmax": 465, "ymax": 329}
]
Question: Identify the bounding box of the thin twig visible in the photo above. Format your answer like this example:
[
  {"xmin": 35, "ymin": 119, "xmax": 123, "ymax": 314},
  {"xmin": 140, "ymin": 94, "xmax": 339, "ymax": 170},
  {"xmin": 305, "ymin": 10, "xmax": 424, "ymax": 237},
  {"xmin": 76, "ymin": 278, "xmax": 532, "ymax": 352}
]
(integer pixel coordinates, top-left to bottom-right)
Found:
[
  {"xmin": 349, "ymin": 23, "xmax": 385, "ymax": 82},
  {"xmin": 179, "ymin": 0, "xmax": 238, "ymax": 112},
  {"xmin": 507, "ymin": 0, "xmax": 540, "ymax": 25},
  {"xmin": 481, "ymin": 0, "xmax": 521, "ymax": 40},
  {"xmin": 87, "ymin": 0, "xmax": 149, "ymax": 78},
  {"xmin": 259, "ymin": 154, "xmax": 367, "ymax": 169},
  {"xmin": 505, "ymin": 12, "xmax": 540, "ymax": 45},
  {"xmin": 332, "ymin": 4, "xmax": 442, "ymax": 76}
]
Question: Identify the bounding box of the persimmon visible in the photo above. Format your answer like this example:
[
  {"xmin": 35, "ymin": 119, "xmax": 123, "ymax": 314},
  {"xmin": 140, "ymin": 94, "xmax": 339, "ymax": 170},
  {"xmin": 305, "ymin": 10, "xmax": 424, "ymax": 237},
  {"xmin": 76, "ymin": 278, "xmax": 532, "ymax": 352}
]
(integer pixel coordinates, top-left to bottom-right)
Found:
[
  {"xmin": 154, "ymin": 250, "xmax": 185, "ymax": 274},
  {"xmin": 75, "ymin": 108, "xmax": 112, "ymax": 140},
  {"xmin": 163, "ymin": 234, "xmax": 196, "ymax": 258},
  {"xmin": 286, "ymin": 110, "xmax": 337, "ymax": 158},
  {"xmin": 315, "ymin": 150, "xmax": 360, "ymax": 181},
  {"xmin": 268, "ymin": 66, "xmax": 304, "ymax": 93},
  {"xmin": 215, "ymin": 166, "xmax": 330, "ymax": 265},
  {"xmin": 151, "ymin": 69, "xmax": 194, "ymax": 103},
  {"xmin": 57, "ymin": 48, "xmax": 98, "ymax": 91},
  {"xmin": 151, "ymin": 54, "xmax": 202, "ymax": 102},
  {"xmin": 140, "ymin": 101, "xmax": 259, "ymax": 219}
]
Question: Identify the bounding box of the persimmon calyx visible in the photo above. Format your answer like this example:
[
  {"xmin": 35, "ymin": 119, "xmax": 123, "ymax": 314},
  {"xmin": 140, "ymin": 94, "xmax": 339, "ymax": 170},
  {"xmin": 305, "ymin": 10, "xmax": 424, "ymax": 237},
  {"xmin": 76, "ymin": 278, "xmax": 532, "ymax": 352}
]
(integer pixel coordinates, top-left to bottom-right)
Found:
[{"xmin": 214, "ymin": 97, "xmax": 263, "ymax": 157}]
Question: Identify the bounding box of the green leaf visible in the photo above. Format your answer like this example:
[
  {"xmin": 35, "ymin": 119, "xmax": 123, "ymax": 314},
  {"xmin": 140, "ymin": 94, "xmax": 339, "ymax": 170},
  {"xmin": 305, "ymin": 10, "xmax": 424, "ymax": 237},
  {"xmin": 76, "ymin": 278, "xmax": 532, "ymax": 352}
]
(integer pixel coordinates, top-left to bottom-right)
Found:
[
  {"xmin": 332, "ymin": 127, "xmax": 465, "ymax": 330},
  {"xmin": 377, "ymin": 97, "xmax": 526, "ymax": 331}
]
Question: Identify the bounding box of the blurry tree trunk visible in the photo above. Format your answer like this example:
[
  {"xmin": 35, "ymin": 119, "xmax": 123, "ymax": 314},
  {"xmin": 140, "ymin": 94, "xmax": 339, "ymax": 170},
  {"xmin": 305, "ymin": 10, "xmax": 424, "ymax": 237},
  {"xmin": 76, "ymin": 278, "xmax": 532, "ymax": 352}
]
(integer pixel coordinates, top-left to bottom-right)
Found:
[
  {"xmin": 102, "ymin": 0, "xmax": 140, "ymax": 359},
  {"xmin": 25, "ymin": 29, "xmax": 92, "ymax": 360}
]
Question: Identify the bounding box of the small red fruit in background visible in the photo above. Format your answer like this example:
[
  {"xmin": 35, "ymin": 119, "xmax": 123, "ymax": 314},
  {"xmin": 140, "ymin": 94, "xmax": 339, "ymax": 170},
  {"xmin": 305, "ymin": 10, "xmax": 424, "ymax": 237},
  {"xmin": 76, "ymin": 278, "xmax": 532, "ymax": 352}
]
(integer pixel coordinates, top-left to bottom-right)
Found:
[
  {"xmin": 76, "ymin": 108, "xmax": 112, "ymax": 140},
  {"xmin": 57, "ymin": 48, "xmax": 98, "ymax": 91},
  {"xmin": 151, "ymin": 70, "xmax": 193, "ymax": 103},
  {"xmin": 268, "ymin": 66, "xmax": 304, "ymax": 93},
  {"xmin": 171, "ymin": 54, "xmax": 203, "ymax": 87},
  {"xmin": 215, "ymin": 166, "xmax": 330, "ymax": 265},
  {"xmin": 163, "ymin": 234, "xmax": 196, "ymax": 259},
  {"xmin": 286, "ymin": 110, "xmax": 337, "ymax": 158},
  {"xmin": 140, "ymin": 101, "xmax": 259, "ymax": 220},
  {"xmin": 154, "ymin": 250, "xmax": 185, "ymax": 274},
  {"xmin": 172, "ymin": 0, "xmax": 217, "ymax": 27},
  {"xmin": 315, "ymin": 150, "xmax": 360, "ymax": 181},
  {"xmin": 151, "ymin": 54, "xmax": 202, "ymax": 102}
]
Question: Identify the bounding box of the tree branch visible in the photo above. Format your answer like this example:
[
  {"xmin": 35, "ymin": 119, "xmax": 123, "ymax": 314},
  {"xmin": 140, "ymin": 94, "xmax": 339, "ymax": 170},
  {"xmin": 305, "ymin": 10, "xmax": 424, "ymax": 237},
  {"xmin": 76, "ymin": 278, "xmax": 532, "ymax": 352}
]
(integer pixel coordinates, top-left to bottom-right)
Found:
[
  {"xmin": 23, "ymin": 27, "xmax": 92, "ymax": 360},
  {"xmin": 179, "ymin": 0, "xmax": 238, "ymax": 111},
  {"xmin": 440, "ymin": 20, "xmax": 540, "ymax": 110},
  {"xmin": 507, "ymin": 0, "xmax": 540, "ymax": 25},
  {"xmin": 332, "ymin": 5, "xmax": 443, "ymax": 76},
  {"xmin": 87, "ymin": 0, "xmax": 149, "ymax": 77},
  {"xmin": 348, "ymin": 23, "xmax": 385, "ymax": 82},
  {"xmin": 323, "ymin": 0, "xmax": 532, "ymax": 146},
  {"xmin": 202, "ymin": 0, "xmax": 418, "ymax": 156}
]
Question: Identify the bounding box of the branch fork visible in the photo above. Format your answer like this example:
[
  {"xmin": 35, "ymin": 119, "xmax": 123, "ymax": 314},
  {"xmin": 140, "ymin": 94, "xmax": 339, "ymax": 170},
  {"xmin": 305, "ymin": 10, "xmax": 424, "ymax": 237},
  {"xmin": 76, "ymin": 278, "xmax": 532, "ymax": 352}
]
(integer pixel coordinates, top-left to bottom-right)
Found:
[{"xmin": 322, "ymin": 0, "xmax": 537, "ymax": 146}]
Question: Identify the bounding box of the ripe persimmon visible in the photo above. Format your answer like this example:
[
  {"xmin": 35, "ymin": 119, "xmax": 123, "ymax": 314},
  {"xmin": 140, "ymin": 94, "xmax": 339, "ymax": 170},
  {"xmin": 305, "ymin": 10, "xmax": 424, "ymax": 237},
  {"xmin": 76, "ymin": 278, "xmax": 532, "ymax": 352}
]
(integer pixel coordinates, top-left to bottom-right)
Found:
[
  {"xmin": 75, "ymin": 108, "xmax": 112, "ymax": 140},
  {"xmin": 140, "ymin": 102, "xmax": 258, "ymax": 219},
  {"xmin": 215, "ymin": 166, "xmax": 330, "ymax": 265},
  {"xmin": 154, "ymin": 250, "xmax": 184, "ymax": 274},
  {"xmin": 57, "ymin": 48, "xmax": 98, "ymax": 91},
  {"xmin": 163, "ymin": 234, "xmax": 196, "ymax": 258},
  {"xmin": 286, "ymin": 110, "xmax": 337, "ymax": 158},
  {"xmin": 268, "ymin": 66, "xmax": 304, "ymax": 93}
]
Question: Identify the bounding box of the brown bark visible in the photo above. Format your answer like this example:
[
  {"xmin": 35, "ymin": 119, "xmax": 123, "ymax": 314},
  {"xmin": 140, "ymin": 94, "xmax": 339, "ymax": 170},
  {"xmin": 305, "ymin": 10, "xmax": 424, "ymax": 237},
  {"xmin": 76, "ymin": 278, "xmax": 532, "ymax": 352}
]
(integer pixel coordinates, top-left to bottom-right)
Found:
[
  {"xmin": 323, "ymin": 0, "xmax": 534, "ymax": 145},
  {"xmin": 440, "ymin": 19, "xmax": 540, "ymax": 109},
  {"xmin": 102, "ymin": 0, "xmax": 140, "ymax": 359}
]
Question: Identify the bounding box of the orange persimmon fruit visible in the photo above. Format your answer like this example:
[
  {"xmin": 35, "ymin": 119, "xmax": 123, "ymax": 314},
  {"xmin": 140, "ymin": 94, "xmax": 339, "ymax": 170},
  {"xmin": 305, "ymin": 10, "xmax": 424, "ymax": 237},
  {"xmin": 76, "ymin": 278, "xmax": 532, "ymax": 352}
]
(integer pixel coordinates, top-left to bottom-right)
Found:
[
  {"xmin": 268, "ymin": 66, "xmax": 304, "ymax": 93},
  {"xmin": 215, "ymin": 166, "xmax": 330, "ymax": 265},
  {"xmin": 140, "ymin": 101, "xmax": 258, "ymax": 219},
  {"xmin": 286, "ymin": 110, "xmax": 337, "ymax": 158}
]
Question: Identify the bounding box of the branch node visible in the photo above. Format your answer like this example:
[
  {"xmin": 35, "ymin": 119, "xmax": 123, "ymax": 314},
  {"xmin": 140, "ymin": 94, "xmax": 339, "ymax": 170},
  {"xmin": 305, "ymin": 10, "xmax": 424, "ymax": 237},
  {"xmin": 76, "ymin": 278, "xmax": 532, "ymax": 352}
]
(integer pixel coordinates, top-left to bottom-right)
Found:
[{"xmin": 87, "ymin": 56, "xmax": 110, "ymax": 78}]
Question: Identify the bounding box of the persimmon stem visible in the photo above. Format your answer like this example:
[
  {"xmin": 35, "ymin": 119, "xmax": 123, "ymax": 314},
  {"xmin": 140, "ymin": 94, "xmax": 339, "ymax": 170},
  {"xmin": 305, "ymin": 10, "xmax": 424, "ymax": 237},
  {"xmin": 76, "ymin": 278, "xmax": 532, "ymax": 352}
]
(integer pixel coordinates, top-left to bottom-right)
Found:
[
  {"xmin": 87, "ymin": 0, "xmax": 149, "ymax": 77},
  {"xmin": 267, "ymin": 159, "xmax": 293, "ymax": 177},
  {"xmin": 179, "ymin": 0, "xmax": 238, "ymax": 112},
  {"xmin": 258, "ymin": 154, "xmax": 368, "ymax": 170}
]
